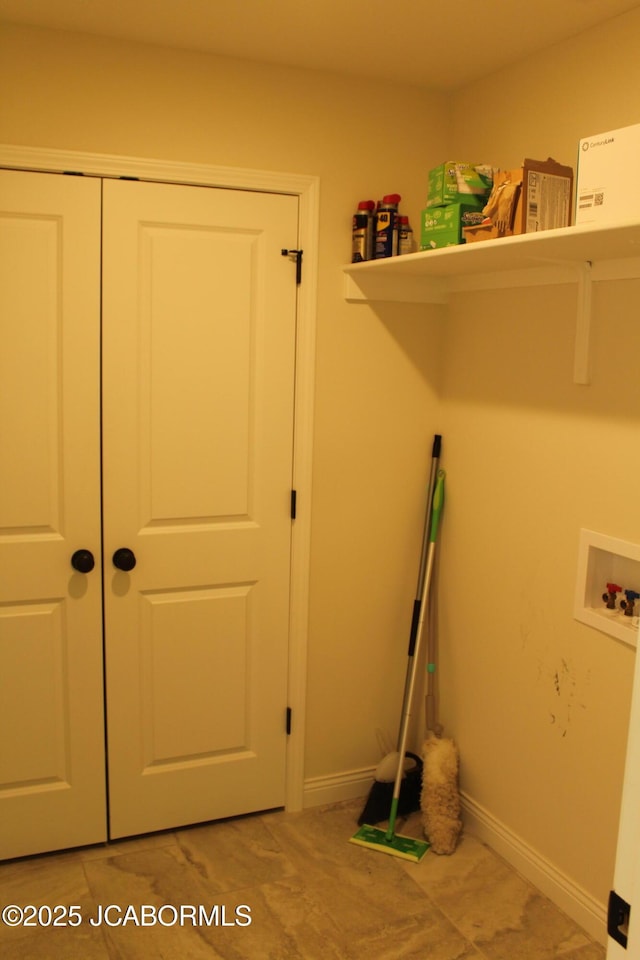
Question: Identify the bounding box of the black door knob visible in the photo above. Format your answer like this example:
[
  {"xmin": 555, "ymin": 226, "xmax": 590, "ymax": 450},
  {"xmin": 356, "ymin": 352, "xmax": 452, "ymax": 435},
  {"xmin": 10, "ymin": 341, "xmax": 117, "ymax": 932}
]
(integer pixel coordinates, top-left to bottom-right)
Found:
[
  {"xmin": 112, "ymin": 547, "xmax": 136, "ymax": 572},
  {"xmin": 71, "ymin": 549, "xmax": 95, "ymax": 574}
]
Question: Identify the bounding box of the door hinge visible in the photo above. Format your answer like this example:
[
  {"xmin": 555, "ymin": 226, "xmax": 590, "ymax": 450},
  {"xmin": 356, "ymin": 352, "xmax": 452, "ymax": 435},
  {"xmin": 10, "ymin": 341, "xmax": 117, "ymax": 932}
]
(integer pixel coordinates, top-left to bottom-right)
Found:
[
  {"xmin": 608, "ymin": 890, "xmax": 630, "ymax": 948},
  {"xmin": 281, "ymin": 248, "xmax": 303, "ymax": 285},
  {"xmin": 286, "ymin": 707, "xmax": 292, "ymax": 735},
  {"xmin": 290, "ymin": 489, "xmax": 297, "ymax": 520}
]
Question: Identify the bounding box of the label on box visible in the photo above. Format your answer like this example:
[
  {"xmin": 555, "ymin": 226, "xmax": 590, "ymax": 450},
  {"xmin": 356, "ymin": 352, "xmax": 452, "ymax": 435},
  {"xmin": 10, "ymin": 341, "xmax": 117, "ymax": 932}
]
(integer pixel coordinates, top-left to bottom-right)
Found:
[
  {"xmin": 576, "ymin": 187, "xmax": 605, "ymax": 214},
  {"xmin": 525, "ymin": 170, "xmax": 572, "ymax": 232}
]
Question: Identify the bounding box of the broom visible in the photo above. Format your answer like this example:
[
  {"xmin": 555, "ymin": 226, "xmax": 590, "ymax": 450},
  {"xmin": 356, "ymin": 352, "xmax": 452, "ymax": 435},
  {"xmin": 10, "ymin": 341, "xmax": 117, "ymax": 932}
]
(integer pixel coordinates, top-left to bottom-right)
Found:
[
  {"xmin": 356, "ymin": 435, "xmax": 441, "ymax": 827},
  {"xmin": 350, "ymin": 468, "xmax": 445, "ymax": 863}
]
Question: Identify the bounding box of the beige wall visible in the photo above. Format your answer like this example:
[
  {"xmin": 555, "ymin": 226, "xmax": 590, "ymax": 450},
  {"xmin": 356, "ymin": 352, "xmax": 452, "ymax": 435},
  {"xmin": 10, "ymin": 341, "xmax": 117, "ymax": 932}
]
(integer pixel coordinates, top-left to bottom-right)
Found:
[
  {"xmin": 444, "ymin": 6, "xmax": 640, "ymax": 907},
  {"xmin": 2, "ymin": 8, "xmax": 639, "ymax": 915},
  {"xmin": 449, "ymin": 6, "xmax": 640, "ymax": 172}
]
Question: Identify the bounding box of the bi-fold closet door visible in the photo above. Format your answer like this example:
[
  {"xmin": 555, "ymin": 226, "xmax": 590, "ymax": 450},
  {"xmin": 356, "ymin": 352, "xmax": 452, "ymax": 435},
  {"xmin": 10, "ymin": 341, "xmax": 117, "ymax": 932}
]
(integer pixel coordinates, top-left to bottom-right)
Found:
[{"xmin": 0, "ymin": 168, "xmax": 299, "ymax": 859}]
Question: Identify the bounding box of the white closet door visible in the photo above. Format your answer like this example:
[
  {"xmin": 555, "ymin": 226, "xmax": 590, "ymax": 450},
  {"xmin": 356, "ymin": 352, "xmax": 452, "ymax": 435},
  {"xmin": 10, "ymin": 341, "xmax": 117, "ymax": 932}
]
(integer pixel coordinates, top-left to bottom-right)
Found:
[
  {"xmin": 0, "ymin": 170, "xmax": 106, "ymax": 859},
  {"xmin": 102, "ymin": 178, "xmax": 299, "ymax": 838}
]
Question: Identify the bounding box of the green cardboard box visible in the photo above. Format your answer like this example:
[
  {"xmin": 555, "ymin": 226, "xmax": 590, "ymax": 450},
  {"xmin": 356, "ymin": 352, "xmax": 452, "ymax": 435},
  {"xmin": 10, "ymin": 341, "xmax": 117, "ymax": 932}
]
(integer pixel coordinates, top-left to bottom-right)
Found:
[
  {"xmin": 420, "ymin": 201, "xmax": 486, "ymax": 249},
  {"xmin": 426, "ymin": 161, "xmax": 493, "ymax": 208}
]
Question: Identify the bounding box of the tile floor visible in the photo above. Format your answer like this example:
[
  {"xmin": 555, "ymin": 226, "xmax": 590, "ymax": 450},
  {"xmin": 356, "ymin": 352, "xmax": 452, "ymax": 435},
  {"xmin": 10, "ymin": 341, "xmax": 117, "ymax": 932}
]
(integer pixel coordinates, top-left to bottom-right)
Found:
[{"xmin": 0, "ymin": 799, "xmax": 606, "ymax": 959}]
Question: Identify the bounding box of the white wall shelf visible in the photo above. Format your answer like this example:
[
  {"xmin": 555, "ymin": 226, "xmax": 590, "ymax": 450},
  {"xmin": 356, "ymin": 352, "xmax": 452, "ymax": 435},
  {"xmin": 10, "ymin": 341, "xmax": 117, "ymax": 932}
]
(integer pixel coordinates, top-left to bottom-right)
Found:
[
  {"xmin": 574, "ymin": 529, "xmax": 640, "ymax": 648},
  {"xmin": 343, "ymin": 220, "xmax": 640, "ymax": 384}
]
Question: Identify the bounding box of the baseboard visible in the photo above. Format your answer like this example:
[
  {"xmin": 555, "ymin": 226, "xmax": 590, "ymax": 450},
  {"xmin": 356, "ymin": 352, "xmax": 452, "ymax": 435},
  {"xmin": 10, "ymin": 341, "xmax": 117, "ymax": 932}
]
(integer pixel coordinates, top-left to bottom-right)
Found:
[
  {"xmin": 461, "ymin": 791, "xmax": 607, "ymax": 946},
  {"xmin": 303, "ymin": 767, "xmax": 373, "ymax": 809},
  {"xmin": 302, "ymin": 771, "xmax": 607, "ymax": 946}
]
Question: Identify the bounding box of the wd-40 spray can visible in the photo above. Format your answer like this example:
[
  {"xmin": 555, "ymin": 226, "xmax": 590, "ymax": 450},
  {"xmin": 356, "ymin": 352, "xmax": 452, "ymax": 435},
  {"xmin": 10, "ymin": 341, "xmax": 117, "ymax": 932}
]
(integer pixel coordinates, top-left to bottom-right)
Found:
[
  {"xmin": 351, "ymin": 200, "xmax": 375, "ymax": 262},
  {"xmin": 374, "ymin": 194, "xmax": 401, "ymax": 259},
  {"xmin": 398, "ymin": 215, "xmax": 414, "ymax": 255}
]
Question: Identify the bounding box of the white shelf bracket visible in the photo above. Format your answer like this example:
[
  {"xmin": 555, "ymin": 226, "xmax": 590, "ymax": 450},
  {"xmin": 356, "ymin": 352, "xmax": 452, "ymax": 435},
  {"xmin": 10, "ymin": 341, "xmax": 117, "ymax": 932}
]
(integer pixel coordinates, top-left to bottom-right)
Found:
[{"xmin": 574, "ymin": 261, "xmax": 593, "ymax": 385}]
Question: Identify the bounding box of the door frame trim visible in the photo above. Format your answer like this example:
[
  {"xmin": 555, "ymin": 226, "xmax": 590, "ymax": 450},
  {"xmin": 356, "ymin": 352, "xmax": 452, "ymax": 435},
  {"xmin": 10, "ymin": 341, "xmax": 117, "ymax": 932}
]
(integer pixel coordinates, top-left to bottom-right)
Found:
[{"xmin": 0, "ymin": 143, "xmax": 318, "ymax": 813}]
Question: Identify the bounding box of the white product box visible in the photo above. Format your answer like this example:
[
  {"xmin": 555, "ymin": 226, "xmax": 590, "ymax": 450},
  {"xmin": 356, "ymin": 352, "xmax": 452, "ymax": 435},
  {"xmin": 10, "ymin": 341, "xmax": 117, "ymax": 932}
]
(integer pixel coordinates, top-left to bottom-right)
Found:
[{"xmin": 575, "ymin": 122, "xmax": 640, "ymax": 225}]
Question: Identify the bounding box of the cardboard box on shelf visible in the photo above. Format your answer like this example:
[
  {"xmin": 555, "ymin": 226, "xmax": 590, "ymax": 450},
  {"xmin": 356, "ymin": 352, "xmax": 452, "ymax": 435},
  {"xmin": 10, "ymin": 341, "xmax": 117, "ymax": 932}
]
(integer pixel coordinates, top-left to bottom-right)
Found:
[
  {"xmin": 420, "ymin": 200, "xmax": 486, "ymax": 249},
  {"xmin": 575, "ymin": 123, "xmax": 640, "ymax": 225},
  {"xmin": 463, "ymin": 157, "xmax": 573, "ymax": 243},
  {"xmin": 426, "ymin": 161, "xmax": 493, "ymax": 208}
]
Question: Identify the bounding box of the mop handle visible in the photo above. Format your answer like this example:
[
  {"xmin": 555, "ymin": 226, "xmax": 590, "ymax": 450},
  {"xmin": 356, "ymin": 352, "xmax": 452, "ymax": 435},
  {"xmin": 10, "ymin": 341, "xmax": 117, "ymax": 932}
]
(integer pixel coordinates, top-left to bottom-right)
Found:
[
  {"xmin": 408, "ymin": 434, "xmax": 441, "ymax": 658},
  {"xmin": 387, "ymin": 470, "xmax": 445, "ymax": 841},
  {"xmin": 397, "ymin": 435, "xmax": 441, "ymax": 753},
  {"xmin": 396, "ymin": 470, "xmax": 446, "ymax": 740},
  {"xmin": 425, "ymin": 471, "xmax": 445, "ymax": 733}
]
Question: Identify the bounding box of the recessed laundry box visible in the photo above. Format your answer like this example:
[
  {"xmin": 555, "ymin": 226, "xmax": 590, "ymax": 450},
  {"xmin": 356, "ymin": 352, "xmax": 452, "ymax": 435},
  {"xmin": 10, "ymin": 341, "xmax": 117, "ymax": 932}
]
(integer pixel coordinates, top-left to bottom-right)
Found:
[{"xmin": 574, "ymin": 528, "xmax": 640, "ymax": 647}]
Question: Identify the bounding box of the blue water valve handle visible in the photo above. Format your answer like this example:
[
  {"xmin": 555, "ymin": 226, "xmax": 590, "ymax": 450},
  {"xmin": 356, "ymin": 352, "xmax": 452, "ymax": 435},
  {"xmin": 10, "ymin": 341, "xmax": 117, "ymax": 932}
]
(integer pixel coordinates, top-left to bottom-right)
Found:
[{"xmin": 621, "ymin": 589, "xmax": 640, "ymax": 617}]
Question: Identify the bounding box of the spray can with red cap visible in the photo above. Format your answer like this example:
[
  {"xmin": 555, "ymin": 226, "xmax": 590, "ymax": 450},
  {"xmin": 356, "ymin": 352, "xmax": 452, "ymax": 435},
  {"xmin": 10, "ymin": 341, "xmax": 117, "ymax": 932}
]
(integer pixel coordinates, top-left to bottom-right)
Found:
[
  {"xmin": 374, "ymin": 193, "xmax": 401, "ymax": 259},
  {"xmin": 351, "ymin": 200, "xmax": 376, "ymax": 262}
]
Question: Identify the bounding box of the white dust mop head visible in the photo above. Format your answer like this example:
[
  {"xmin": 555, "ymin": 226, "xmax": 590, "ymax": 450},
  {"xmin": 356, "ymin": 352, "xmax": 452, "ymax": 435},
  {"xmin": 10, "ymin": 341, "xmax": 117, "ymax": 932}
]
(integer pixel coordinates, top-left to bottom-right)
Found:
[{"xmin": 421, "ymin": 735, "xmax": 462, "ymax": 855}]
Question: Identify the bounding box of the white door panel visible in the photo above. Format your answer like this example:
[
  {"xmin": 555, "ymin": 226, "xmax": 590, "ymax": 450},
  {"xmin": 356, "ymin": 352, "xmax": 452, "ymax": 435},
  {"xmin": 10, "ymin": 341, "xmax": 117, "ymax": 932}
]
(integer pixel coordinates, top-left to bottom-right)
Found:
[
  {"xmin": 0, "ymin": 170, "xmax": 106, "ymax": 859},
  {"xmin": 0, "ymin": 169, "xmax": 298, "ymax": 854},
  {"xmin": 101, "ymin": 179, "xmax": 298, "ymax": 838}
]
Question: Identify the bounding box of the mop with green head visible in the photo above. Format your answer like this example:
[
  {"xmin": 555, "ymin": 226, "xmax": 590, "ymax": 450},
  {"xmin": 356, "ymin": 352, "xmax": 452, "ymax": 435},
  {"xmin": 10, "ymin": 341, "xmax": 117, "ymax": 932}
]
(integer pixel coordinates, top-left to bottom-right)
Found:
[{"xmin": 350, "ymin": 468, "xmax": 445, "ymax": 864}]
